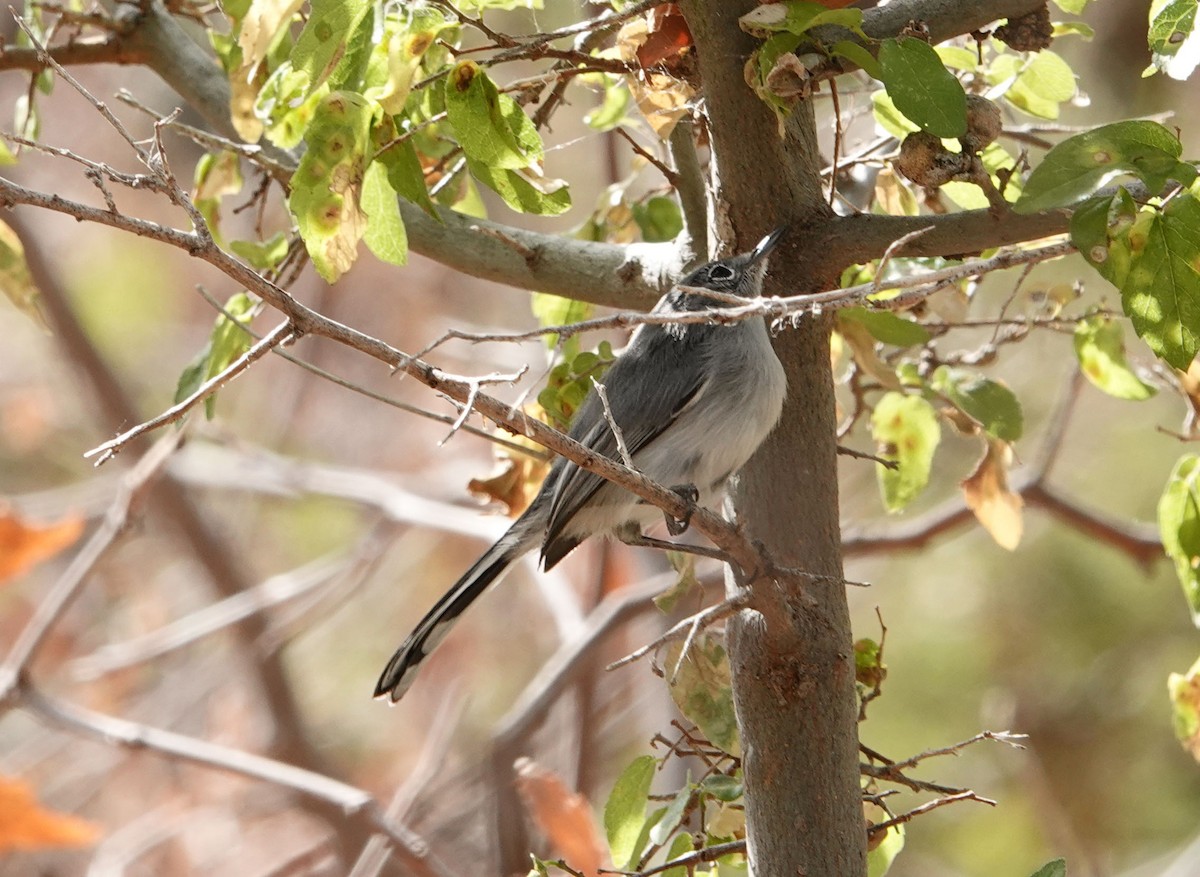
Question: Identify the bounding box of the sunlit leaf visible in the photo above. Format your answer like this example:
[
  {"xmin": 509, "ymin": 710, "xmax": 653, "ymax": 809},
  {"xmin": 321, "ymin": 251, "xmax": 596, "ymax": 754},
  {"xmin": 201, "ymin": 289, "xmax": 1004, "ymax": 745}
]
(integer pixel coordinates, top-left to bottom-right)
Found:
[
  {"xmin": 287, "ymin": 91, "xmax": 376, "ymax": 282},
  {"xmin": 1073, "ymin": 315, "xmax": 1155, "ymax": 399},
  {"xmin": 445, "ymin": 61, "xmax": 544, "ymax": 171},
  {"xmin": 648, "ymin": 783, "xmax": 691, "ymax": 846},
  {"xmin": 1168, "ymin": 655, "xmax": 1200, "ymax": 762},
  {"xmin": 1147, "ymin": 0, "xmax": 1200, "ymax": 80},
  {"xmin": 290, "ymin": 0, "xmax": 371, "ymax": 97},
  {"xmin": 738, "ymin": 0, "xmax": 864, "ymax": 39},
  {"xmin": 1158, "ymin": 453, "xmax": 1200, "ymax": 624},
  {"xmin": 992, "ymin": 51, "xmax": 1076, "ymax": 120},
  {"xmin": 1015, "ymin": 120, "xmax": 1196, "ymax": 213},
  {"xmin": 931, "ymin": 366, "xmax": 1024, "ymax": 441},
  {"xmin": 604, "ymin": 755, "xmax": 655, "ymax": 870},
  {"xmin": 631, "ymin": 195, "xmax": 683, "ymax": 243},
  {"xmin": 175, "ymin": 292, "xmax": 256, "ymax": 419},
  {"xmin": 468, "ymin": 159, "xmax": 571, "ymax": 216},
  {"xmin": 838, "ymin": 307, "xmax": 929, "ymax": 347},
  {"xmin": 866, "ymin": 802, "xmax": 904, "ymax": 877},
  {"xmin": 661, "ymin": 832, "xmax": 694, "ymax": 877},
  {"xmin": 361, "ymin": 160, "xmax": 407, "ymax": 266},
  {"xmin": 878, "ymin": 37, "xmax": 967, "ymax": 138},
  {"xmin": 871, "ymin": 392, "xmax": 941, "ymax": 512},
  {"xmin": 1119, "ymin": 192, "xmax": 1200, "ymax": 369},
  {"xmin": 0, "ymin": 219, "xmax": 46, "ymax": 330},
  {"xmin": 230, "ymin": 232, "xmax": 289, "ymax": 270}
]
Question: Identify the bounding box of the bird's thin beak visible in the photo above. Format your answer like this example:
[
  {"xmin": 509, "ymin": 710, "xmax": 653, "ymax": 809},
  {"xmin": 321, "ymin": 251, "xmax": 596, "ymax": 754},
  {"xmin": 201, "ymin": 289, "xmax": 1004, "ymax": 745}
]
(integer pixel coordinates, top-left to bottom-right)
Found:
[{"xmin": 749, "ymin": 226, "xmax": 788, "ymax": 264}]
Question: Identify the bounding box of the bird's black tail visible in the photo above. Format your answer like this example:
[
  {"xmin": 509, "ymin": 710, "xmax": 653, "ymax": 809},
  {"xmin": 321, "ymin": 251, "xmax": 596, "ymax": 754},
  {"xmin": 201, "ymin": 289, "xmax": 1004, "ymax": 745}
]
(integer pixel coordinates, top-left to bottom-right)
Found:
[{"xmin": 374, "ymin": 526, "xmax": 528, "ymax": 703}]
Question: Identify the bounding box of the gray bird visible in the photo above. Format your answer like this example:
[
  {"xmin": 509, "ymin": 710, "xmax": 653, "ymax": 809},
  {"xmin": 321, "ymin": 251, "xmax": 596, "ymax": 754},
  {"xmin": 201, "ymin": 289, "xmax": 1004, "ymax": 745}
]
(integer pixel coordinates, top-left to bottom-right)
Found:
[{"xmin": 375, "ymin": 227, "xmax": 788, "ymax": 703}]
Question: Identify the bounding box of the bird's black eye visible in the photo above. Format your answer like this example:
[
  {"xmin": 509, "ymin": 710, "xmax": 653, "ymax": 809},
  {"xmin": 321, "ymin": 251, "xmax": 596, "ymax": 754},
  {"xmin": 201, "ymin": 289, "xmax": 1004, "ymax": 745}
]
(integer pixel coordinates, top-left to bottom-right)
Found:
[{"xmin": 709, "ymin": 264, "xmax": 735, "ymax": 280}]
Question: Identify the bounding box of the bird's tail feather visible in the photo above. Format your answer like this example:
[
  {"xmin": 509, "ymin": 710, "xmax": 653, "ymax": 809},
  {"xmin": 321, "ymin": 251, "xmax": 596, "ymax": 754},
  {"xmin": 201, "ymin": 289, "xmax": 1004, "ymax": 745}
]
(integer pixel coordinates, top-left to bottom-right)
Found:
[{"xmin": 374, "ymin": 527, "xmax": 527, "ymax": 703}]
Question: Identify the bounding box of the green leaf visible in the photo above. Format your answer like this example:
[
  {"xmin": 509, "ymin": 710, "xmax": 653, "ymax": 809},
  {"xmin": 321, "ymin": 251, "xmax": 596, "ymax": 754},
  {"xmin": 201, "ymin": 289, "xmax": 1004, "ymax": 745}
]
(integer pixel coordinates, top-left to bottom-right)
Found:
[
  {"xmin": 867, "ymin": 822, "xmax": 904, "ymax": 877},
  {"xmin": 193, "ymin": 150, "xmax": 244, "ymax": 244},
  {"xmin": 871, "ymin": 392, "xmax": 941, "ymax": 512},
  {"xmin": 654, "ymin": 552, "xmax": 701, "ymax": 613},
  {"xmin": 468, "ymin": 158, "xmax": 571, "ymax": 215},
  {"xmin": 290, "ymin": 0, "xmax": 371, "ymax": 96},
  {"xmin": 1121, "ymin": 192, "xmax": 1200, "ymax": 368},
  {"xmin": 1168, "ymin": 655, "xmax": 1200, "ymax": 761},
  {"xmin": 667, "ymin": 635, "xmax": 740, "ymax": 756},
  {"xmin": 230, "ymin": 232, "xmax": 289, "ymax": 270},
  {"xmin": 830, "ymin": 40, "xmax": 882, "ymax": 80},
  {"xmin": 878, "ymin": 37, "xmax": 967, "ymax": 138},
  {"xmin": 584, "ymin": 75, "xmax": 632, "ymax": 131},
  {"xmin": 445, "ymin": 60, "xmax": 544, "ymax": 170},
  {"xmin": 0, "ymin": 218, "xmax": 45, "ymax": 330},
  {"xmin": 175, "ymin": 293, "xmax": 256, "ymax": 419},
  {"xmin": 361, "ymin": 160, "xmax": 407, "ymax": 266},
  {"xmin": 1073, "ymin": 315, "xmax": 1155, "ymax": 399},
  {"xmin": 838, "ymin": 308, "xmax": 930, "ymax": 347},
  {"xmin": 604, "ymin": 755, "xmax": 656, "ymax": 870},
  {"xmin": 738, "ymin": 1, "xmax": 864, "ymax": 38},
  {"xmin": 287, "ymin": 91, "xmax": 376, "ymax": 282},
  {"xmin": 1015, "ymin": 120, "xmax": 1196, "ymax": 213},
  {"xmin": 992, "ymin": 51, "xmax": 1076, "ymax": 120},
  {"xmin": 631, "ymin": 196, "xmax": 683, "ymax": 243},
  {"xmin": 648, "ymin": 784, "xmax": 691, "ymax": 846},
  {"xmin": 255, "ymin": 62, "xmax": 325, "ymax": 148},
  {"xmin": 1147, "ymin": 0, "xmax": 1200, "ymax": 80},
  {"xmin": 363, "ymin": 5, "xmax": 451, "ymax": 114},
  {"xmin": 1028, "ymin": 859, "xmax": 1068, "ymax": 877},
  {"xmin": 531, "ymin": 292, "xmax": 593, "ymax": 350},
  {"xmin": 930, "ymin": 366, "xmax": 1024, "ymax": 441},
  {"xmin": 871, "ymin": 91, "xmax": 919, "ymax": 139},
  {"xmin": 699, "ymin": 774, "xmax": 743, "ymax": 802},
  {"xmin": 1158, "ymin": 453, "xmax": 1200, "ymax": 624},
  {"xmin": 1071, "ymin": 189, "xmax": 1140, "ymax": 288},
  {"xmin": 661, "ymin": 832, "xmax": 694, "ymax": 877},
  {"xmin": 376, "ymin": 132, "xmax": 438, "ymax": 219}
]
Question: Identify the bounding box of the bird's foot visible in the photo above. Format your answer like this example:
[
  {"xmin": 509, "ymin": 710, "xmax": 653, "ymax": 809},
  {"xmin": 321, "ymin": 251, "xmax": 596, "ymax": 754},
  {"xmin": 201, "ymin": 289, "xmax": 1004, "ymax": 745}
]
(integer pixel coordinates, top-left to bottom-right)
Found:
[{"xmin": 665, "ymin": 483, "xmax": 699, "ymax": 536}]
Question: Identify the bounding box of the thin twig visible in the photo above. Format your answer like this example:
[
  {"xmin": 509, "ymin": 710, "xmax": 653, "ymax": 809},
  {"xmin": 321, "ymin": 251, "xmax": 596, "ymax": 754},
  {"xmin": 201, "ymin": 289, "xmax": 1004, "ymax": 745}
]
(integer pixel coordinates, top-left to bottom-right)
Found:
[
  {"xmin": 18, "ymin": 685, "xmax": 450, "ymax": 877},
  {"xmin": 0, "ymin": 432, "xmax": 181, "ymax": 705},
  {"xmin": 592, "ymin": 377, "xmax": 634, "ymax": 468},
  {"xmin": 606, "ymin": 590, "xmax": 750, "ymax": 673},
  {"xmin": 867, "ymin": 790, "xmax": 996, "ymax": 838},
  {"xmin": 84, "ymin": 321, "xmax": 293, "ymax": 464}
]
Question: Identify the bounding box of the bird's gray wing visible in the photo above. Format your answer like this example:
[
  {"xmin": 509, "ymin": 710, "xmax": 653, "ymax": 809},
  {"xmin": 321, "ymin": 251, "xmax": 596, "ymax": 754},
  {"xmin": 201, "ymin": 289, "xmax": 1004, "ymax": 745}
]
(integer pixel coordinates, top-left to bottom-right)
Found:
[{"xmin": 540, "ymin": 323, "xmax": 711, "ymax": 565}]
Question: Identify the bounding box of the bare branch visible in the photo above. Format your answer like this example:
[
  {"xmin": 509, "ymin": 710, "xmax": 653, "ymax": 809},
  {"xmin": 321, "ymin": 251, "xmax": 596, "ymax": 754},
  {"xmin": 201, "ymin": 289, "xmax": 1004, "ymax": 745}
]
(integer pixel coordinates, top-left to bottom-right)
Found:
[
  {"xmin": 18, "ymin": 684, "xmax": 451, "ymax": 877},
  {"xmin": 84, "ymin": 321, "xmax": 293, "ymax": 464},
  {"xmin": 867, "ymin": 790, "xmax": 996, "ymax": 838},
  {"xmin": 0, "ymin": 432, "xmax": 181, "ymax": 705}
]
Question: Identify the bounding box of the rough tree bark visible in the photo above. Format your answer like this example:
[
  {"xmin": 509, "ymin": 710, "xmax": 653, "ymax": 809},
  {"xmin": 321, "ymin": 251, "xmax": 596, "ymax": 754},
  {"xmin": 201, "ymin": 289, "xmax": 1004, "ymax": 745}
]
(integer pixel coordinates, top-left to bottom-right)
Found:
[{"xmin": 680, "ymin": 1, "xmax": 863, "ymax": 872}]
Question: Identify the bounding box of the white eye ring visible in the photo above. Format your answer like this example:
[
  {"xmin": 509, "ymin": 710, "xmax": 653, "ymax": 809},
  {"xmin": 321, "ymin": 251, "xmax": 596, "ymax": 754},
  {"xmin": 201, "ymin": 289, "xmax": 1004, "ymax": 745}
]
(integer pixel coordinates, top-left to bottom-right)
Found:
[{"xmin": 709, "ymin": 264, "xmax": 734, "ymax": 280}]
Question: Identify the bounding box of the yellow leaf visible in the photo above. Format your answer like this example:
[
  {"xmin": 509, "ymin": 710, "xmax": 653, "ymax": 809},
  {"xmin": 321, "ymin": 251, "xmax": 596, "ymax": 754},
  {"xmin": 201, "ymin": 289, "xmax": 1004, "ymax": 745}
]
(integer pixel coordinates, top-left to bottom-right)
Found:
[
  {"xmin": 961, "ymin": 439, "xmax": 1023, "ymax": 550},
  {"xmin": 0, "ymin": 776, "xmax": 101, "ymax": 852},
  {"xmin": 0, "ymin": 219, "xmax": 47, "ymax": 331},
  {"xmin": 0, "ymin": 507, "xmax": 84, "ymax": 583}
]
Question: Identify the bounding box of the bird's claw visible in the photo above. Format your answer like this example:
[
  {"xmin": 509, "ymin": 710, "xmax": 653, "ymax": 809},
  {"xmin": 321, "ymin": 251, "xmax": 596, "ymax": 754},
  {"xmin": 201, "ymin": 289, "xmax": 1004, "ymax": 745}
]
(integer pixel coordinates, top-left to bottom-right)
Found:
[{"xmin": 665, "ymin": 483, "xmax": 699, "ymax": 536}]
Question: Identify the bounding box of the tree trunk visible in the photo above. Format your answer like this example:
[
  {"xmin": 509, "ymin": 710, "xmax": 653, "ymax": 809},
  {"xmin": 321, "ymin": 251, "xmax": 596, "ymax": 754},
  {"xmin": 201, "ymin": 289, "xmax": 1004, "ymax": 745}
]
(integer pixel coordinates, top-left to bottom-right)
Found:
[{"xmin": 681, "ymin": 1, "xmax": 866, "ymax": 873}]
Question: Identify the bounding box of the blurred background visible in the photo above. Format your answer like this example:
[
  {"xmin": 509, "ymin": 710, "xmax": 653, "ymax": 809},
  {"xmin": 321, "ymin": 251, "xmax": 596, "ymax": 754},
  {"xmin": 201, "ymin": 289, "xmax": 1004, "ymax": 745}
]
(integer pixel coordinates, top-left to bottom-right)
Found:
[{"xmin": 1, "ymin": 1, "xmax": 1199, "ymax": 876}]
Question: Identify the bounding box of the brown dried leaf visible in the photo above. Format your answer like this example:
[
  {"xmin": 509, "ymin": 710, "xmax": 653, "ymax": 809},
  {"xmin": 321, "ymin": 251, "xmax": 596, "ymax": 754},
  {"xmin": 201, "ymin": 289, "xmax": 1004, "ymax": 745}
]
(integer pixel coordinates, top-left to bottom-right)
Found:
[
  {"xmin": 0, "ymin": 507, "xmax": 84, "ymax": 583},
  {"xmin": 961, "ymin": 439, "xmax": 1023, "ymax": 550},
  {"xmin": 514, "ymin": 757, "xmax": 605, "ymax": 876},
  {"xmin": 0, "ymin": 776, "xmax": 101, "ymax": 852}
]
